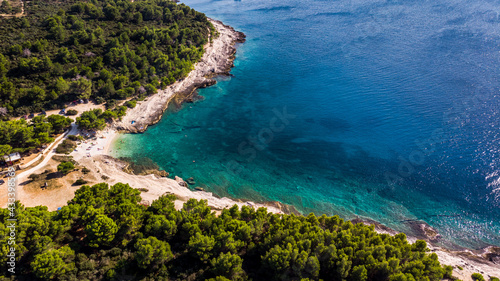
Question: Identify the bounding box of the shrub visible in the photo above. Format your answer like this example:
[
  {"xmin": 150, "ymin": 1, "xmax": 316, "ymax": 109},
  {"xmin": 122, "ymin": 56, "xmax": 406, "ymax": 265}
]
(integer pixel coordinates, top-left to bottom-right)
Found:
[
  {"xmin": 101, "ymin": 175, "xmax": 109, "ymax": 180},
  {"xmin": 67, "ymin": 135, "xmax": 78, "ymax": 141},
  {"xmin": 443, "ymin": 265, "xmax": 453, "ymax": 279},
  {"xmin": 52, "ymin": 155, "xmax": 75, "ymax": 163},
  {"xmin": 57, "ymin": 161, "xmax": 75, "ymax": 175},
  {"xmin": 74, "ymin": 179, "xmax": 88, "ymax": 185},
  {"xmin": 125, "ymin": 100, "xmax": 136, "ymax": 108},
  {"xmin": 95, "ymin": 97, "xmax": 105, "ymax": 104},
  {"xmin": 490, "ymin": 277, "xmax": 499, "ymax": 281},
  {"xmin": 138, "ymin": 188, "xmax": 149, "ymax": 192},
  {"xmin": 81, "ymin": 167, "xmax": 91, "ymax": 174},
  {"xmin": 105, "ymin": 99, "xmax": 117, "ymax": 109},
  {"xmin": 55, "ymin": 139, "xmax": 77, "ymax": 154},
  {"xmin": 66, "ymin": 109, "xmax": 78, "ymax": 115},
  {"xmin": 472, "ymin": 273, "xmax": 485, "ymax": 281},
  {"xmin": 28, "ymin": 173, "xmax": 42, "ymax": 181}
]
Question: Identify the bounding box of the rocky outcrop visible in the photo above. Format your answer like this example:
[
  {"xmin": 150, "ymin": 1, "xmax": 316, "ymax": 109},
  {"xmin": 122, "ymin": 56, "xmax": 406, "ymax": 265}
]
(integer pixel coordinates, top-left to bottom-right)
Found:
[
  {"xmin": 264, "ymin": 200, "xmax": 301, "ymax": 215},
  {"xmin": 482, "ymin": 246, "xmax": 500, "ymax": 265},
  {"xmin": 406, "ymin": 220, "xmax": 442, "ymax": 242},
  {"xmin": 175, "ymin": 176, "xmax": 188, "ymax": 187}
]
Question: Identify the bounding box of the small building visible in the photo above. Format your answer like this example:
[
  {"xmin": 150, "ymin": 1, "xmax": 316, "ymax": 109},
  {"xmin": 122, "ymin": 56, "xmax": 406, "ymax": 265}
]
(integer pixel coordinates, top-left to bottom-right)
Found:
[{"xmin": 3, "ymin": 152, "xmax": 21, "ymax": 166}]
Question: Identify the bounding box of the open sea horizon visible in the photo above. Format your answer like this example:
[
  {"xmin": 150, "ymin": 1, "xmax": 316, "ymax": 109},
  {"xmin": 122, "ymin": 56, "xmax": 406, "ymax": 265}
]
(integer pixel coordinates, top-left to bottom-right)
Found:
[{"xmin": 113, "ymin": 0, "xmax": 500, "ymax": 250}]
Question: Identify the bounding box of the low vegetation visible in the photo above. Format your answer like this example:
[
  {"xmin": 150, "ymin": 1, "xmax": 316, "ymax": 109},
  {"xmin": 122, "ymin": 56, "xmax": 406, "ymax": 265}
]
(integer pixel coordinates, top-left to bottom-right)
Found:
[
  {"xmin": 0, "ymin": 0, "xmax": 22, "ymax": 15},
  {"xmin": 66, "ymin": 109, "xmax": 78, "ymax": 115},
  {"xmin": 0, "ymin": 182, "xmax": 454, "ymax": 280},
  {"xmin": 57, "ymin": 161, "xmax": 74, "ymax": 175},
  {"xmin": 28, "ymin": 173, "xmax": 43, "ymax": 181},
  {"xmin": 73, "ymin": 178, "xmax": 88, "ymax": 185},
  {"xmin": 471, "ymin": 273, "xmax": 485, "ymax": 281},
  {"xmin": 67, "ymin": 134, "xmax": 79, "ymax": 141},
  {"xmin": 51, "ymin": 154, "xmax": 75, "ymax": 163},
  {"xmin": 125, "ymin": 100, "xmax": 137, "ymax": 108},
  {"xmin": 55, "ymin": 139, "xmax": 77, "ymax": 154}
]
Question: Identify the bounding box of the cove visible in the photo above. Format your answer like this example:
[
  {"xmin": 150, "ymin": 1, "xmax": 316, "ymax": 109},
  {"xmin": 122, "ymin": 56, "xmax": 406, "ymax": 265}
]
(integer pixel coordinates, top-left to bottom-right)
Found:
[{"xmin": 114, "ymin": 0, "xmax": 500, "ymax": 249}]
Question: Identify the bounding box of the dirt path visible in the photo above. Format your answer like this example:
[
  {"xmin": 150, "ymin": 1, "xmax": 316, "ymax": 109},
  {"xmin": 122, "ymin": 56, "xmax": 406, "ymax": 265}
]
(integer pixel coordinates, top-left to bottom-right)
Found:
[{"xmin": 17, "ymin": 123, "xmax": 78, "ymax": 181}]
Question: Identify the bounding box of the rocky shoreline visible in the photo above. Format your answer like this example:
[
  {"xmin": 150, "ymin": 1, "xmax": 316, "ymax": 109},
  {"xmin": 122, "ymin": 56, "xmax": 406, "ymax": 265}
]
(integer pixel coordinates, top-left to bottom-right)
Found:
[
  {"xmin": 352, "ymin": 218, "xmax": 500, "ymax": 280},
  {"xmin": 114, "ymin": 19, "xmax": 246, "ymax": 133},
  {"xmin": 112, "ymin": 155, "xmax": 303, "ymax": 215}
]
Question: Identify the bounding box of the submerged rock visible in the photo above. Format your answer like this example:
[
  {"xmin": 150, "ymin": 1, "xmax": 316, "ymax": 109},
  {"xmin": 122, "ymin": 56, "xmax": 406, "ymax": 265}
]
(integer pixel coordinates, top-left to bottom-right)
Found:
[{"xmin": 186, "ymin": 177, "xmax": 196, "ymax": 185}]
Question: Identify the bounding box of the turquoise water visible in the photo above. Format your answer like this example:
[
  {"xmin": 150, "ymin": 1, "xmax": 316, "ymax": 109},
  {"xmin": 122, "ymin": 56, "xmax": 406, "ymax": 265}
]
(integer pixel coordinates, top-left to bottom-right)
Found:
[{"xmin": 114, "ymin": 0, "xmax": 500, "ymax": 249}]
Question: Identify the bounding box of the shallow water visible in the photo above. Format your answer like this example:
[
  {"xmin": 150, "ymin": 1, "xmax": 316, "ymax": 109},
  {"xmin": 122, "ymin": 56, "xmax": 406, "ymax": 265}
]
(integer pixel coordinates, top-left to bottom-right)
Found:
[{"xmin": 114, "ymin": 0, "xmax": 500, "ymax": 249}]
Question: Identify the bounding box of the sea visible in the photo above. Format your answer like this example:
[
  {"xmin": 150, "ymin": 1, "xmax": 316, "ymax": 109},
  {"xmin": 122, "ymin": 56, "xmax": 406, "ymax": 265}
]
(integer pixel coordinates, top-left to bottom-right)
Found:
[{"xmin": 113, "ymin": 0, "xmax": 500, "ymax": 249}]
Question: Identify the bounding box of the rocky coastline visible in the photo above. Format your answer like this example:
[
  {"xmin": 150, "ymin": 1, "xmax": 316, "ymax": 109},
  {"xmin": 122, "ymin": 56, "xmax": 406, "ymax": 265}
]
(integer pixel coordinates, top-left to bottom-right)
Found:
[
  {"xmin": 114, "ymin": 19, "xmax": 246, "ymax": 133},
  {"xmin": 351, "ymin": 218, "xmax": 500, "ymax": 280}
]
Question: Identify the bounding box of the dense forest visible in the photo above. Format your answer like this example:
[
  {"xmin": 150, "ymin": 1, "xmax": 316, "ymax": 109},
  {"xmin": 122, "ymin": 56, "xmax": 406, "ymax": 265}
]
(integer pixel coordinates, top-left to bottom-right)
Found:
[
  {"xmin": 0, "ymin": 115, "xmax": 72, "ymax": 154},
  {"xmin": 0, "ymin": 0, "xmax": 213, "ymax": 117},
  {"xmin": 0, "ymin": 182, "xmax": 456, "ymax": 280}
]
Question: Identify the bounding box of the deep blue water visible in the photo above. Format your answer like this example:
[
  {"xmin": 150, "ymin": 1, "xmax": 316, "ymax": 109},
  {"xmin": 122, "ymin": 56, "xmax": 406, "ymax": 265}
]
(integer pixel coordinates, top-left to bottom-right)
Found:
[{"xmin": 114, "ymin": 0, "xmax": 500, "ymax": 249}]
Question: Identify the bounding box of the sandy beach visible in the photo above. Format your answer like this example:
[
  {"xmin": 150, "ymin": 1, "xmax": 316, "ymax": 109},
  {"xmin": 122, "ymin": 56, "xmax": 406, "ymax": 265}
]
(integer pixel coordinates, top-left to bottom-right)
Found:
[{"xmin": 7, "ymin": 18, "xmax": 499, "ymax": 279}]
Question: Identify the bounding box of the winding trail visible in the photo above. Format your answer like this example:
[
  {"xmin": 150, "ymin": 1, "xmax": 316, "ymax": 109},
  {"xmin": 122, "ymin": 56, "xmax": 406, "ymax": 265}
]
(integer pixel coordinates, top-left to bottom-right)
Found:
[{"xmin": 17, "ymin": 123, "xmax": 78, "ymax": 182}]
